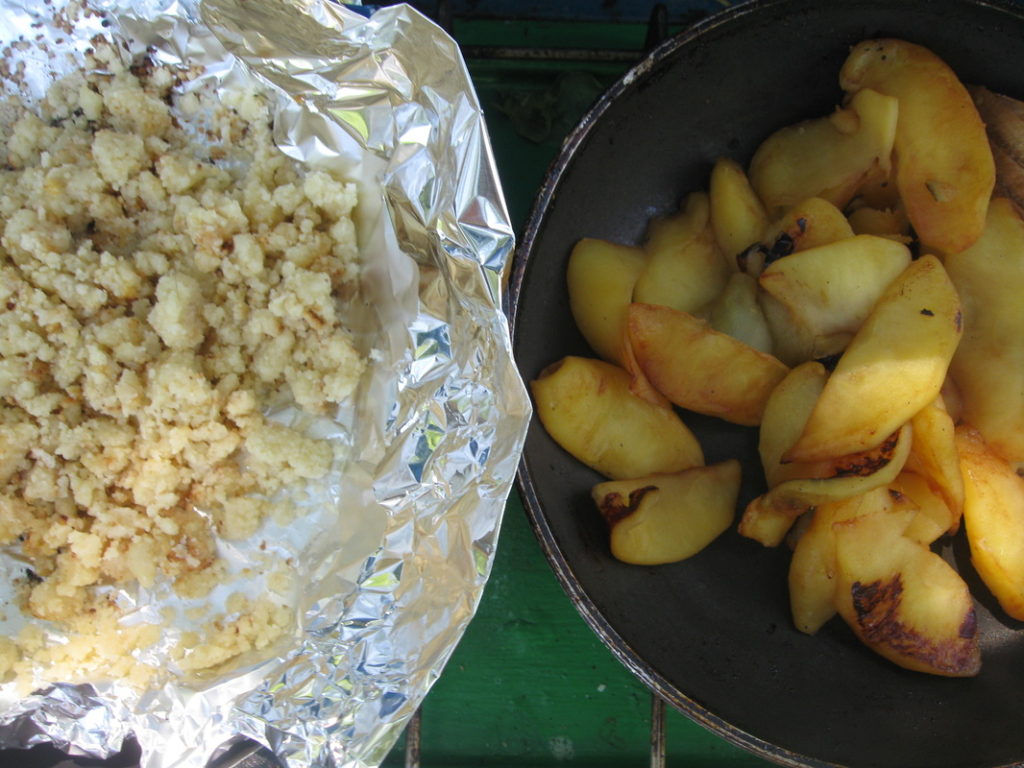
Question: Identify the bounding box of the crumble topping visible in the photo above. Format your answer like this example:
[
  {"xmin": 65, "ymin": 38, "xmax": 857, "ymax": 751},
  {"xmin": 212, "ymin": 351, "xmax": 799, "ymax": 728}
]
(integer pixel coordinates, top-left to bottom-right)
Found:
[{"xmin": 0, "ymin": 39, "xmax": 366, "ymax": 689}]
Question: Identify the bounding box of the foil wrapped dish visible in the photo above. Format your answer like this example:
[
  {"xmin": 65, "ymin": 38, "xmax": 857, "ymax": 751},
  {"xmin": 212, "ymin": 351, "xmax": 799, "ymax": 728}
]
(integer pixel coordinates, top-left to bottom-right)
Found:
[{"xmin": 0, "ymin": 0, "xmax": 530, "ymax": 766}]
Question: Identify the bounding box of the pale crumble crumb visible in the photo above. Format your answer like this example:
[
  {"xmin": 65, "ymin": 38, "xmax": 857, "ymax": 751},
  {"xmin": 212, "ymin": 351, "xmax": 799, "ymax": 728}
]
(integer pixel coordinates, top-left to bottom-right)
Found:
[
  {"xmin": 266, "ymin": 567, "xmax": 293, "ymax": 596},
  {"xmin": 0, "ymin": 636, "xmax": 19, "ymax": 681},
  {"xmin": 174, "ymin": 594, "xmax": 292, "ymax": 673},
  {"xmin": 0, "ymin": 40, "xmax": 367, "ymax": 687}
]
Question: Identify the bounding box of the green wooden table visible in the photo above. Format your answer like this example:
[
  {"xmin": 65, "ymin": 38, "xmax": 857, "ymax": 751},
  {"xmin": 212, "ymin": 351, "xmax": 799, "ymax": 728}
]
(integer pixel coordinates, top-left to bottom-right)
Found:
[{"xmin": 385, "ymin": 7, "xmax": 776, "ymax": 766}]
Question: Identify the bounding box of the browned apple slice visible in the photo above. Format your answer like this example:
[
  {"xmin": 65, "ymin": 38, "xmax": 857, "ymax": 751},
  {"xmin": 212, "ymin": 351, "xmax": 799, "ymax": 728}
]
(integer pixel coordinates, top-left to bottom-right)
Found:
[
  {"xmin": 741, "ymin": 422, "xmax": 913, "ymax": 549},
  {"xmin": 785, "ymin": 255, "xmax": 962, "ymax": 462},
  {"xmin": 592, "ymin": 460, "xmax": 741, "ymax": 565},
  {"xmin": 627, "ymin": 302, "xmax": 789, "ymax": 426},
  {"xmin": 530, "ymin": 356, "xmax": 703, "ymax": 480},
  {"xmin": 832, "ymin": 501, "xmax": 981, "ymax": 677},
  {"xmin": 769, "ymin": 423, "xmax": 912, "ymax": 508},
  {"xmin": 620, "ymin": 325, "xmax": 672, "ymax": 409},
  {"xmin": 955, "ymin": 425, "xmax": 1024, "ymax": 621},
  {"xmin": 840, "ymin": 39, "xmax": 995, "ymax": 255},
  {"xmin": 789, "ymin": 487, "xmax": 905, "ymax": 635}
]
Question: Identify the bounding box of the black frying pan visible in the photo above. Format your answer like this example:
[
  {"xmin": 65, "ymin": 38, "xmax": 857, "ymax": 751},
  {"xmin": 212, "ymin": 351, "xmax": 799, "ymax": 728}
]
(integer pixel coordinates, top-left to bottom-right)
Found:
[{"xmin": 509, "ymin": 1, "xmax": 1024, "ymax": 766}]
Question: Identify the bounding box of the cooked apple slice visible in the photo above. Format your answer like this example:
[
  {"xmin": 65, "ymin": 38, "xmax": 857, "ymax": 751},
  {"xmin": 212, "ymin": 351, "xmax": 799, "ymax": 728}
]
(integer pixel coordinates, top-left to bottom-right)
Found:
[
  {"xmin": 627, "ymin": 302, "xmax": 789, "ymax": 426},
  {"xmin": 903, "ymin": 395, "xmax": 963, "ymax": 531},
  {"xmin": 769, "ymin": 423, "xmax": 911, "ymax": 508},
  {"xmin": 856, "ymin": 171, "xmax": 902, "ymax": 211},
  {"xmin": 789, "ymin": 487, "xmax": 901, "ymax": 635},
  {"xmin": 758, "ymin": 292, "xmax": 852, "ymax": 367},
  {"xmin": 846, "ymin": 205, "xmax": 912, "ymax": 242},
  {"xmin": 758, "ymin": 361, "xmax": 828, "ymax": 489},
  {"xmin": 892, "ymin": 471, "xmax": 955, "ymax": 547},
  {"xmin": 785, "ymin": 255, "xmax": 962, "ymax": 462},
  {"xmin": 593, "ymin": 460, "xmax": 741, "ymax": 565},
  {"xmin": 954, "ymin": 425, "xmax": 1024, "ymax": 621},
  {"xmin": 832, "ymin": 500, "xmax": 981, "ymax": 677},
  {"xmin": 946, "ymin": 197, "xmax": 1024, "ymax": 465},
  {"xmin": 737, "ymin": 197, "xmax": 854, "ymax": 278},
  {"xmin": 620, "ymin": 325, "xmax": 671, "ymax": 409},
  {"xmin": 758, "ymin": 234, "xmax": 911, "ymax": 339},
  {"xmin": 566, "ymin": 238, "xmax": 647, "ymax": 364},
  {"xmin": 759, "ymin": 197, "xmax": 855, "ymax": 258},
  {"xmin": 971, "ymin": 86, "xmax": 1024, "ymax": 216},
  {"xmin": 709, "ymin": 157, "xmax": 768, "ymax": 262},
  {"xmin": 748, "ymin": 88, "xmax": 898, "ymax": 215},
  {"xmin": 707, "ymin": 272, "xmax": 773, "ymax": 354},
  {"xmin": 530, "ymin": 356, "xmax": 703, "ymax": 480},
  {"xmin": 633, "ymin": 192, "xmax": 730, "ymax": 313},
  {"xmin": 840, "ymin": 39, "xmax": 995, "ymax": 255},
  {"xmin": 761, "ymin": 363, "xmax": 915, "ymax": 498},
  {"xmin": 738, "ymin": 493, "xmax": 809, "ymax": 549},
  {"xmin": 740, "ymin": 422, "xmax": 910, "ymax": 548}
]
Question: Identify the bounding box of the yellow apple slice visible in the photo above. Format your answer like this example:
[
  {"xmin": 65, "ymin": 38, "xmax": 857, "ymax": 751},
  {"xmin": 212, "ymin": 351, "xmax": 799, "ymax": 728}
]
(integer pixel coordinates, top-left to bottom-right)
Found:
[
  {"xmin": 769, "ymin": 422, "xmax": 912, "ymax": 508},
  {"xmin": 892, "ymin": 471, "xmax": 955, "ymax": 547},
  {"xmin": 738, "ymin": 197, "xmax": 855, "ymax": 278},
  {"xmin": 707, "ymin": 272, "xmax": 773, "ymax": 354},
  {"xmin": 785, "ymin": 254, "xmax": 962, "ymax": 462},
  {"xmin": 832, "ymin": 500, "xmax": 981, "ymax": 677},
  {"xmin": 955, "ymin": 425, "xmax": 1024, "ymax": 621},
  {"xmin": 903, "ymin": 395, "xmax": 963, "ymax": 531},
  {"xmin": 946, "ymin": 197, "xmax": 1024, "ymax": 465},
  {"xmin": 530, "ymin": 356, "xmax": 703, "ymax": 480},
  {"xmin": 627, "ymin": 302, "xmax": 789, "ymax": 426},
  {"xmin": 758, "ymin": 234, "xmax": 911, "ymax": 339},
  {"xmin": 840, "ymin": 39, "xmax": 995, "ymax": 255},
  {"xmin": 856, "ymin": 169, "xmax": 902, "ymax": 210},
  {"xmin": 789, "ymin": 487, "xmax": 899, "ymax": 635},
  {"xmin": 620, "ymin": 325, "xmax": 672, "ymax": 409},
  {"xmin": 566, "ymin": 238, "xmax": 647, "ymax": 365},
  {"xmin": 592, "ymin": 460, "xmax": 741, "ymax": 565},
  {"xmin": 740, "ymin": 421, "xmax": 910, "ymax": 548},
  {"xmin": 758, "ymin": 361, "xmax": 827, "ymax": 489},
  {"xmin": 761, "ymin": 197, "xmax": 855, "ymax": 257},
  {"xmin": 709, "ymin": 157, "xmax": 768, "ymax": 262},
  {"xmin": 737, "ymin": 493, "xmax": 809, "ymax": 549},
  {"xmin": 846, "ymin": 205, "xmax": 912, "ymax": 243},
  {"xmin": 633, "ymin": 191, "xmax": 729, "ymax": 313},
  {"xmin": 758, "ymin": 292, "xmax": 853, "ymax": 367},
  {"xmin": 748, "ymin": 88, "xmax": 898, "ymax": 215}
]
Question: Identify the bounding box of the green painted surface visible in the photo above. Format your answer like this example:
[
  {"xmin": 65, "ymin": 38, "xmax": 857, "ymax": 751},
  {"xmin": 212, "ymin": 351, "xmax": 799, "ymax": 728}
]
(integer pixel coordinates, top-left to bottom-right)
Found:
[
  {"xmin": 387, "ymin": 493, "xmax": 774, "ymax": 767},
  {"xmin": 385, "ymin": 14, "xmax": 776, "ymax": 766}
]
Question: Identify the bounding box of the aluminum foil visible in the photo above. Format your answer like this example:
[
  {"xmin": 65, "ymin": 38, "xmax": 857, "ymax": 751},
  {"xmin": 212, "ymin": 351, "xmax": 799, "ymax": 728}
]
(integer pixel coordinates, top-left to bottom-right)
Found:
[{"xmin": 0, "ymin": 1, "xmax": 531, "ymax": 766}]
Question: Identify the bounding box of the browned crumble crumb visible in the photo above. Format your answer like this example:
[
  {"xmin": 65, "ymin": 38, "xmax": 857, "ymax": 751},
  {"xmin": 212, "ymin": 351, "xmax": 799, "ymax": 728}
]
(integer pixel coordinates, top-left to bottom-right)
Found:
[{"xmin": 0, "ymin": 39, "xmax": 366, "ymax": 687}]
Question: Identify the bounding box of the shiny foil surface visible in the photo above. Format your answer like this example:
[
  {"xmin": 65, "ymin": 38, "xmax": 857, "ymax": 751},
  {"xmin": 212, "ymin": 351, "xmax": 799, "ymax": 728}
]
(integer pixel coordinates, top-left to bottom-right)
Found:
[{"xmin": 0, "ymin": 1, "xmax": 530, "ymax": 766}]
